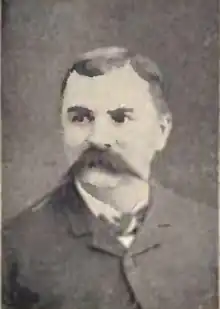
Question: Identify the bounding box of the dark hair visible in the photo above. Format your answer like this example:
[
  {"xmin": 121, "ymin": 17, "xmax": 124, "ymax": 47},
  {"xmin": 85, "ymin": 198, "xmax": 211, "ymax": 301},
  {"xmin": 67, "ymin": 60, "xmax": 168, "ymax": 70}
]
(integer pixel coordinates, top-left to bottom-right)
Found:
[{"xmin": 60, "ymin": 47, "xmax": 171, "ymax": 118}]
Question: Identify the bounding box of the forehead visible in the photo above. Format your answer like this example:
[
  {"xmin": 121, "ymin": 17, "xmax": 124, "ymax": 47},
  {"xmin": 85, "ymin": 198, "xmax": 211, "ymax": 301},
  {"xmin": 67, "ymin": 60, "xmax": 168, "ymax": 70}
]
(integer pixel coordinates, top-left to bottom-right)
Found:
[{"xmin": 62, "ymin": 63, "xmax": 155, "ymax": 112}]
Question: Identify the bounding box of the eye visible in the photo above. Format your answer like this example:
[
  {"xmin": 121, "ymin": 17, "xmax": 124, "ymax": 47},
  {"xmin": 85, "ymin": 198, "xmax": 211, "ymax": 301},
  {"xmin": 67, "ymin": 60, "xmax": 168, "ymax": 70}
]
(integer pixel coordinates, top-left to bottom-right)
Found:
[
  {"xmin": 71, "ymin": 114, "xmax": 86, "ymax": 123},
  {"xmin": 111, "ymin": 112, "xmax": 128, "ymax": 124},
  {"xmin": 68, "ymin": 111, "xmax": 95, "ymax": 124}
]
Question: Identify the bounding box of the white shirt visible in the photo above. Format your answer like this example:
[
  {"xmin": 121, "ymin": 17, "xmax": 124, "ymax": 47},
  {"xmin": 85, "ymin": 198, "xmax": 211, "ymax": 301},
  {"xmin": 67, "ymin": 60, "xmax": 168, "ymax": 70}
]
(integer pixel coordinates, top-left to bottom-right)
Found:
[{"xmin": 75, "ymin": 180, "xmax": 148, "ymax": 248}]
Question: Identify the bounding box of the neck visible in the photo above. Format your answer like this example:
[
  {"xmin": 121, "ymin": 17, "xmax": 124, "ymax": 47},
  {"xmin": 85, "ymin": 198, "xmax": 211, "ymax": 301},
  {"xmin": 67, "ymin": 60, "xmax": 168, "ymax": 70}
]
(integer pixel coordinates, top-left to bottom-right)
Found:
[{"xmin": 78, "ymin": 176, "xmax": 150, "ymax": 213}]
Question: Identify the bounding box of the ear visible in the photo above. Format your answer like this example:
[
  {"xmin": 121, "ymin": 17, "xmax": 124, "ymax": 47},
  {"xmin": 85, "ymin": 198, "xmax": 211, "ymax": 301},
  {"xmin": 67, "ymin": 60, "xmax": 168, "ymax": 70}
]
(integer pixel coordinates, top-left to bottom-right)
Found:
[{"xmin": 156, "ymin": 113, "xmax": 172, "ymax": 151}]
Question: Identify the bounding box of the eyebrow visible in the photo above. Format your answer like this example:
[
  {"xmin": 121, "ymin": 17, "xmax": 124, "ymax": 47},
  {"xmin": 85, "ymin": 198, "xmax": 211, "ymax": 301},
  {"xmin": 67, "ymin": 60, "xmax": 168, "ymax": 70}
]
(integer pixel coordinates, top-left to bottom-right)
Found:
[
  {"xmin": 67, "ymin": 106, "xmax": 134, "ymax": 115},
  {"xmin": 107, "ymin": 107, "xmax": 134, "ymax": 114},
  {"xmin": 67, "ymin": 106, "xmax": 92, "ymax": 113}
]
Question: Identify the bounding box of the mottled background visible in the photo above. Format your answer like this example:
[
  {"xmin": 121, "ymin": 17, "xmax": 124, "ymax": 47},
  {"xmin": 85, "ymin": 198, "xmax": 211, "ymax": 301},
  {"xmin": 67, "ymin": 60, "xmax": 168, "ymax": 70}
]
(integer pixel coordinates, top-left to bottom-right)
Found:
[{"xmin": 2, "ymin": 0, "xmax": 218, "ymax": 219}]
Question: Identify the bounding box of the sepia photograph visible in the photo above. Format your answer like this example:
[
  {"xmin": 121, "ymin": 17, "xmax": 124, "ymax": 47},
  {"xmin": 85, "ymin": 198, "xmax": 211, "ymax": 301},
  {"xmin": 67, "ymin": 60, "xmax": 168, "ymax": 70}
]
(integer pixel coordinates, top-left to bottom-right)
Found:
[{"xmin": 2, "ymin": 1, "xmax": 218, "ymax": 308}]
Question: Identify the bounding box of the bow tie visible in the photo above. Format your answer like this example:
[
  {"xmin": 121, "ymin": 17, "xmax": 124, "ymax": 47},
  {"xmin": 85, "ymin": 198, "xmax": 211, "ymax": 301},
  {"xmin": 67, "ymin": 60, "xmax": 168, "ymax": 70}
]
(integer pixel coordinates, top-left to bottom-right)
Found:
[{"xmin": 98, "ymin": 206, "xmax": 148, "ymax": 236}]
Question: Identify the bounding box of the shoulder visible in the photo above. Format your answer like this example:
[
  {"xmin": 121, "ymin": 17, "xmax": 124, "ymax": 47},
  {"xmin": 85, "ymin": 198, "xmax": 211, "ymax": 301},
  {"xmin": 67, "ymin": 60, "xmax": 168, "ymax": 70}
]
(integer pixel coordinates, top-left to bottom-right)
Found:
[
  {"xmin": 150, "ymin": 181, "xmax": 217, "ymax": 260},
  {"xmin": 3, "ymin": 180, "xmax": 81, "ymax": 254},
  {"xmin": 147, "ymin": 180, "xmax": 217, "ymax": 276},
  {"xmin": 155, "ymin": 180, "xmax": 218, "ymax": 272},
  {"xmin": 151, "ymin": 180, "xmax": 217, "ymax": 232},
  {"xmin": 137, "ymin": 181, "xmax": 217, "ymax": 307},
  {"xmin": 3, "ymin": 188, "xmax": 56, "ymax": 243}
]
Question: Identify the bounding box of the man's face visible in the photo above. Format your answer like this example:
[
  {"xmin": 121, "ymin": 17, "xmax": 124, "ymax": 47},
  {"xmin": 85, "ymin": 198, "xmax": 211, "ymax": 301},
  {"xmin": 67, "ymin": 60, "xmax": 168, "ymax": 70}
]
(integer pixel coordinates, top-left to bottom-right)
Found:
[{"xmin": 62, "ymin": 63, "xmax": 169, "ymax": 188}]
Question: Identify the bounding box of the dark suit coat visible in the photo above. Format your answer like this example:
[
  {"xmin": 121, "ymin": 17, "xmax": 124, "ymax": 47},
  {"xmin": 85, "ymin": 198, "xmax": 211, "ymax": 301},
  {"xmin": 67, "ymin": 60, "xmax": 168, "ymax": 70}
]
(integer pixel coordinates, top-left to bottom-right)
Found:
[{"xmin": 3, "ymin": 177, "xmax": 217, "ymax": 309}]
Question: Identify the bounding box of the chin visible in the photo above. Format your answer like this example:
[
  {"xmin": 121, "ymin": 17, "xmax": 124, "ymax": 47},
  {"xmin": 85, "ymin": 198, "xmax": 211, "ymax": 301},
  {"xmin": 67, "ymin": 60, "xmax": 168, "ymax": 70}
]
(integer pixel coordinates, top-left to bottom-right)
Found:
[{"xmin": 79, "ymin": 168, "xmax": 121, "ymax": 189}]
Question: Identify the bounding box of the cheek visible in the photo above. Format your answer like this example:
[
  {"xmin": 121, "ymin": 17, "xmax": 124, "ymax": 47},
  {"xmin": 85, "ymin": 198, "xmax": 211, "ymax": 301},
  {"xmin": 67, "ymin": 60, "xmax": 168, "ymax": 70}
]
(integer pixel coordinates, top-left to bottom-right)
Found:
[
  {"xmin": 63, "ymin": 124, "xmax": 89, "ymax": 147},
  {"xmin": 116, "ymin": 121, "xmax": 160, "ymax": 163},
  {"xmin": 116, "ymin": 120, "xmax": 159, "ymax": 148}
]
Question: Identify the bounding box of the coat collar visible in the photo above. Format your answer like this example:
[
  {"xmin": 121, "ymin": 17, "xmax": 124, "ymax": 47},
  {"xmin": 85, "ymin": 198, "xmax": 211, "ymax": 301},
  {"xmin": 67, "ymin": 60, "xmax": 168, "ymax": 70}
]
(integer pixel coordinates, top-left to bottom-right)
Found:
[{"xmin": 57, "ymin": 176, "xmax": 168, "ymax": 258}]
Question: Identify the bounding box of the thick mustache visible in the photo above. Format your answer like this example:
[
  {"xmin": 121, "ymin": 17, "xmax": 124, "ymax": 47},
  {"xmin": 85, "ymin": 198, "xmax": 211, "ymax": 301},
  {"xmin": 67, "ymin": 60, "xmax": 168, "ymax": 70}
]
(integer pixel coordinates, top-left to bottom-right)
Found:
[{"xmin": 71, "ymin": 147, "xmax": 139, "ymax": 177}]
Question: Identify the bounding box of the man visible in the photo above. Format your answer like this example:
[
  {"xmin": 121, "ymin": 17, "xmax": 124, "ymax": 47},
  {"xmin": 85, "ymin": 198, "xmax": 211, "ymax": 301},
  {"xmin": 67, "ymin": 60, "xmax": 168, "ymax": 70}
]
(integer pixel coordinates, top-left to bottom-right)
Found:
[{"xmin": 3, "ymin": 47, "xmax": 217, "ymax": 309}]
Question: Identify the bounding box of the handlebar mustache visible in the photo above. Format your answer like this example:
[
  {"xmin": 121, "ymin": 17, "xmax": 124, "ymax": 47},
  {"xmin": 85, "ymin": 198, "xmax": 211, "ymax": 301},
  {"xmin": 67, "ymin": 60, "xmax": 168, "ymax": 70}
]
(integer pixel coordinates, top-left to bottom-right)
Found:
[{"xmin": 69, "ymin": 146, "xmax": 140, "ymax": 179}]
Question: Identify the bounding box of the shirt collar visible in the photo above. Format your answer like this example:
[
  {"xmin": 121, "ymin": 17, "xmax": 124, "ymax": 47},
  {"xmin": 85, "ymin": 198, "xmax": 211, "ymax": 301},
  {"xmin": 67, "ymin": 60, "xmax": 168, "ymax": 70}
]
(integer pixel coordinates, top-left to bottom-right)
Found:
[{"xmin": 75, "ymin": 179, "xmax": 121, "ymax": 224}]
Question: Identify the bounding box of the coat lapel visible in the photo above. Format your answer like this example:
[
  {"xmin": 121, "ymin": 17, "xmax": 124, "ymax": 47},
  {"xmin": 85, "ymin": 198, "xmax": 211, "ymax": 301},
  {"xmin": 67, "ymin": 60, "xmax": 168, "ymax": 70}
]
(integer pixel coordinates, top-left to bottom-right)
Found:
[
  {"xmin": 127, "ymin": 181, "xmax": 170, "ymax": 257},
  {"xmin": 122, "ymin": 182, "xmax": 176, "ymax": 308},
  {"xmin": 60, "ymin": 178, "xmax": 126, "ymax": 257}
]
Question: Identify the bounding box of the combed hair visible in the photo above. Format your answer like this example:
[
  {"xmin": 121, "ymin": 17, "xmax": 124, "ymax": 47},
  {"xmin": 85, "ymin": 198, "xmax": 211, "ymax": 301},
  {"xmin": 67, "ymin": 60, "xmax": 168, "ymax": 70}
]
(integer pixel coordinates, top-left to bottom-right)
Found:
[{"xmin": 61, "ymin": 46, "xmax": 171, "ymax": 119}]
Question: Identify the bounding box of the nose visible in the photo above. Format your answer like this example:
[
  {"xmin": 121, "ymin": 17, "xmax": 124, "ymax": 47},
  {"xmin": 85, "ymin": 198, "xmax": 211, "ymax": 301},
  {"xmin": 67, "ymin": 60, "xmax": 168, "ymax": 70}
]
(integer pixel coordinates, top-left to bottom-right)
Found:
[
  {"xmin": 87, "ymin": 119, "xmax": 112, "ymax": 150},
  {"xmin": 89, "ymin": 141, "xmax": 111, "ymax": 150}
]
